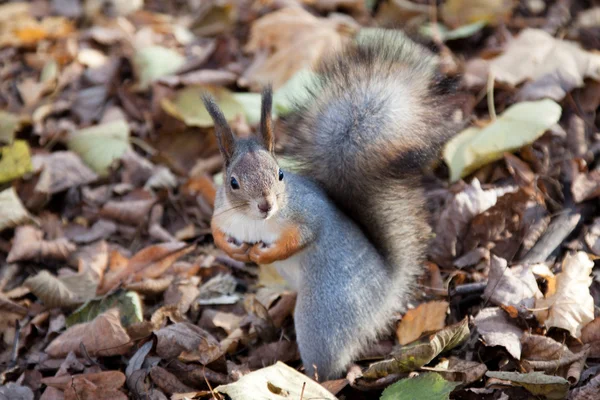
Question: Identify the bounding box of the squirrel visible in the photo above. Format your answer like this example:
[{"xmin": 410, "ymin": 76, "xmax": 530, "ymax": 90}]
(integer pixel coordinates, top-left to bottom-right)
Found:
[{"xmin": 203, "ymin": 30, "xmax": 457, "ymax": 381}]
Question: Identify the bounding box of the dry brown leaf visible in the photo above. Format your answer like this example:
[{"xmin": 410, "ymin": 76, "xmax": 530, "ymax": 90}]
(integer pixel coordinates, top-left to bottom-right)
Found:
[
  {"xmin": 149, "ymin": 366, "xmax": 195, "ymax": 395},
  {"xmin": 534, "ymin": 252, "xmax": 595, "ymax": 338},
  {"xmin": 125, "ymin": 276, "xmax": 174, "ymax": 295},
  {"xmin": 240, "ymin": 7, "xmax": 359, "ymax": 90},
  {"xmin": 247, "ymin": 341, "xmax": 300, "ymax": 369},
  {"xmin": 98, "ymin": 242, "xmax": 194, "ymax": 294},
  {"xmin": 0, "ymin": 293, "xmax": 28, "ymax": 316},
  {"xmin": 32, "ymin": 151, "xmax": 98, "ymax": 194},
  {"xmin": 46, "ymin": 308, "xmax": 133, "ymax": 357},
  {"xmin": 71, "ymin": 240, "xmax": 109, "ymax": 280},
  {"xmin": 0, "ymin": 4, "xmax": 74, "ymax": 47},
  {"xmin": 65, "ymin": 220, "xmax": 117, "ymax": 244},
  {"xmin": 584, "ymin": 218, "xmax": 600, "ymax": 255},
  {"xmin": 396, "ymin": 301, "xmax": 449, "ymax": 345},
  {"xmin": 162, "ymin": 276, "xmax": 200, "ymax": 314},
  {"xmin": 426, "ymin": 357, "xmax": 488, "ymax": 385},
  {"xmin": 569, "ymin": 373, "xmax": 600, "ymax": 400},
  {"xmin": 0, "ymin": 382, "xmax": 34, "ymax": 400},
  {"xmin": 431, "ymin": 179, "xmax": 508, "ymax": 266},
  {"xmin": 63, "ymin": 377, "xmax": 128, "ymax": 400},
  {"xmin": 198, "ymin": 309, "xmax": 244, "ymax": 335},
  {"xmin": 7, "ymin": 225, "xmax": 76, "ymax": 263},
  {"xmin": 0, "ymin": 187, "xmax": 34, "ymax": 231},
  {"xmin": 474, "ymin": 307, "xmax": 523, "ymax": 359},
  {"xmin": 520, "ymin": 332, "xmax": 572, "ymax": 362},
  {"xmin": 154, "ymin": 322, "xmax": 223, "ymax": 365},
  {"xmin": 490, "ymin": 29, "xmax": 600, "ymax": 101},
  {"xmin": 484, "ymin": 255, "xmax": 543, "ymax": 308},
  {"xmin": 24, "ymin": 270, "xmax": 98, "ymax": 308},
  {"xmin": 581, "ymin": 317, "xmax": 600, "ymax": 344},
  {"xmin": 572, "ymin": 170, "xmax": 600, "ymax": 203},
  {"xmin": 42, "ymin": 370, "xmax": 126, "ymax": 390},
  {"xmin": 99, "ymin": 197, "xmax": 155, "ymax": 226}
]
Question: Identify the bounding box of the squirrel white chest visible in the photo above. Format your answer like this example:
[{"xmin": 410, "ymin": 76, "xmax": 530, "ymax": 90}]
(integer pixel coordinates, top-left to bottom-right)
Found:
[{"xmin": 214, "ymin": 204, "xmax": 283, "ymax": 244}]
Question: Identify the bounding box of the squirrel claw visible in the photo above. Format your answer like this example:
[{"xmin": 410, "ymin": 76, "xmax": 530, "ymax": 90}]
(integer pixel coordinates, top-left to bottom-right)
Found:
[
  {"xmin": 223, "ymin": 235, "xmax": 251, "ymax": 262},
  {"xmin": 249, "ymin": 242, "xmax": 274, "ymax": 264}
]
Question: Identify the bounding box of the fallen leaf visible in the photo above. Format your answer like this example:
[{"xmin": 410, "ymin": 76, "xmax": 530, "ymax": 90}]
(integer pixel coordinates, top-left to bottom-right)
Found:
[
  {"xmin": 0, "ymin": 6, "xmax": 74, "ymax": 47},
  {"xmin": 214, "ymin": 361, "xmax": 336, "ymax": 400},
  {"xmin": 0, "ymin": 140, "xmax": 32, "ymax": 184},
  {"xmin": 0, "ymin": 110, "xmax": 23, "ymax": 144},
  {"xmin": 0, "ymin": 382, "xmax": 34, "ymax": 400},
  {"xmin": 430, "ymin": 179, "xmax": 507, "ymax": 266},
  {"xmin": 46, "ymin": 308, "xmax": 133, "ymax": 357},
  {"xmin": 396, "ymin": 301, "xmax": 449, "ymax": 345},
  {"xmin": 535, "ymin": 252, "xmax": 595, "ymax": 338},
  {"xmin": 485, "ymin": 371, "xmax": 569, "ymax": 400},
  {"xmin": 32, "ymin": 151, "xmax": 98, "ymax": 194},
  {"xmin": 427, "ymin": 357, "xmax": 488, "ymax": 385},
  {"xmin": 474, "ymin": 307, "xmax": 523, "ymax": 359},
  {"xmin": 572, "ymin": 170, "xmax": 600, "ymax": 203},
  {"xmin": 99, "ymin": 242, "xmax": 193, "ymax": 294},
  {"xmin": 484, "ymin": 255, "xmax": 543, "ymax": 308},
  {"xmin": 363, "ymin": 317, "xmax": 469, "ymax": 379},
  {"xmin": 66, "ymin": 291, "xmax": 143, "ymax": 328},
  {"xmin": 569, "ymin": 373, "xmax": 600, "ymax": 400},
  {"xmin": 99, "ymin": 197, "xmax": 155, "ymax": 226},
  {"xmin": 67, "ymin": 120, "xmax": 131, "ymax": 177},
  {"xmin": 0, "ymin": 187, "xmax": 33, "ymax": 231},
  {"xmin": 490, "ymin": 29, "xmax": 600, "ymax": 101},
  {"xmin": 72, "ymin": 86, "xmax": 109, "ymax": 124},
  {"xmin": 441, "ymin": 0, "xmax": 515, "ymax": 27},
  {"xmin": 42, "ymin": 370, "xmax": 125, "ymax": 391},
  {"xmin": 7, "ymin": 225, "xmax": 76, "ymax": 263},
  {"xmin": 247, "ymin": 341, "xmax": 299, "ymax": 369},
  {"xmin": 240, "ymin": 7, "xmax": 358, "ymax": 90},
  {"xmin": 149, "ymin": 366, "xmax": 195, "ymax": 395},
  {"xmin": 443, "ymin": 100, "xmax": 562, "ymax": 182},
  {"xmin": 162, "ymin": 85, "xmax": 245, "ymax": 128},
  {"xmin": 65, "ymin": 219, "xmax": 117, "ymax": 244},
  {"xmin": 154, "ymin": 322, "xmax": 222, "ymax": 365},
  {"xmin": 133, "ymin": 46, "xmax": 186, "ymax": 90},
  {"xmin": 381, "ymin": 373, "xmax": 460, "ymax": 400},
  {"xmin": 420, "ymin": 21, "xmax": 486, "ymax": 42},
  {"xmin": 163, "ymin": 277, "xmax": 200, "ymax": 314},
  {"xmin": 25, "ymin": 270, "xmax": 98, "ymax": 308}
]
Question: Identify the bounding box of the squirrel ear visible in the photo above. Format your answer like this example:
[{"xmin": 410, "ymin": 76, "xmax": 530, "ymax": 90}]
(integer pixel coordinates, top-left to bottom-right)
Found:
[
  {"xmin": 260, "ymin": 85, "xmax": 274, "ymax": 153},
  {"xmin": 202, "ymin": 94, "xmax": 236, "ymax": 165}
]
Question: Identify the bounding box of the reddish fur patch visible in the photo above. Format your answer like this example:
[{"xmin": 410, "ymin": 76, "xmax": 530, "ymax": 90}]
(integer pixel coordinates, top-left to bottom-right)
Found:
[
  {"xmin": 249, "ymin": 225, "xmax": 304, "ymax": 264},
  {"xmin": 211, "ymin": 222, "xmax": 250, "ymax": 262}
]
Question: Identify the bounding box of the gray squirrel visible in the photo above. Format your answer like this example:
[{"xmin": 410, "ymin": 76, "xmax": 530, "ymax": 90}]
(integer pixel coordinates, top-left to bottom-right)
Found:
[{"xmin": 203, "ymin": 30, "xmax": 456, "ymax": 381}]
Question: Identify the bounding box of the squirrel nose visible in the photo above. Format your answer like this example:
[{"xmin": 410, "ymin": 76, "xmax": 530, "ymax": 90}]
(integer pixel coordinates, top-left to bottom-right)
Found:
[{"xmin": 258, "ymin": 201, "xmax": 272, "ymax": 214}]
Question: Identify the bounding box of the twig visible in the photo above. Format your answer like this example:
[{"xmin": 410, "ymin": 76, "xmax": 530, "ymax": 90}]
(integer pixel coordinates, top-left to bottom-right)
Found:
[
  {"xmin": 450, "ymin": 282, "xmax": 488, "ymax": 297},
  {"xmin": 520, "ymin": 209, "xmax": 580, "ymax": 264}
]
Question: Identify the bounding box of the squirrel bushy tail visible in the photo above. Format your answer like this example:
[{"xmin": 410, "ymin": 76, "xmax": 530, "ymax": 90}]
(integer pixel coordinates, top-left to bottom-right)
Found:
[{"xmin": 283, "ymin": 31, "xmax": 457, "ymax": 311}]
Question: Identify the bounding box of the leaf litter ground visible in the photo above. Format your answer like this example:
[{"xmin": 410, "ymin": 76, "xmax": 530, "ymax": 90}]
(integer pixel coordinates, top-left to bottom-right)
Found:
[{"xmin": 1, "ymin": 1, "xmax": 600, "ymax": 399}]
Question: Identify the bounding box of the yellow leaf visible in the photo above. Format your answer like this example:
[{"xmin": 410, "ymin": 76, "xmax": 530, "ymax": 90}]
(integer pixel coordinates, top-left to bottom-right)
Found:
[
  {"xmin": 443, "ymin": 99, "xmax": 561, "ymax": 182},
  {"xmin": 0, "ymin": 140, "xmax": 32, "ymax": 184}
]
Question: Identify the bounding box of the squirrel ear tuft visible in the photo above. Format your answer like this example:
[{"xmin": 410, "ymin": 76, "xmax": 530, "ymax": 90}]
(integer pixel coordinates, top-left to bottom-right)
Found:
[
  {"xmin": 202, "ymin": 94, "xmax": 236, "ymax": 165},
  {"xmin": 260, "ymin": 85, "xmax": 274, "ymax": 153}
]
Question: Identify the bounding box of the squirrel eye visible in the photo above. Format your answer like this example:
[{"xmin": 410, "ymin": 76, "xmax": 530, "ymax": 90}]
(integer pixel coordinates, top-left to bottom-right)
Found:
[
  {"xmin": 278, "ymin": 169, "xmax": 284, "ymax": 181},
  {"xmin": 230, "ymin": 176, "xmax": 240, "ymax": 190}
]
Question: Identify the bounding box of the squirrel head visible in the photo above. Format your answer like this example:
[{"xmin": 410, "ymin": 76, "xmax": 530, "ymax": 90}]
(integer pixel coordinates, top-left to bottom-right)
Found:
[{"xmin": 202, "ymin": 86, "xmax": 284, "ymax": 220}]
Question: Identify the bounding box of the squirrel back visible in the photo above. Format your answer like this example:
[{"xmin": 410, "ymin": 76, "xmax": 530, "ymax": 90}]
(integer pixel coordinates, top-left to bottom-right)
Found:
[{"xmin": 283, "ymin": 30, "xmax": 457, "ymax": 303}]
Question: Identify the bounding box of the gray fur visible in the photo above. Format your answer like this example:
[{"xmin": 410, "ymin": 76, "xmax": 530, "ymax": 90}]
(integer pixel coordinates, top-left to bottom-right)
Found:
[
  {"xmin": 282, "ymin": 31, "xmax": 458, "ymax": 376},
  {"xmin": 270, "ymin": 173, "xmax": 393, "ymax": 379}
]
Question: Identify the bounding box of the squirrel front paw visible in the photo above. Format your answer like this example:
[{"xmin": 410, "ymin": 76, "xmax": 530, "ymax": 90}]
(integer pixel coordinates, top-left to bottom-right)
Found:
[
  {"xmin": 222, "ymin": 235, "xmax": 252, "ymax": 262},
  {"xmin": 249, "ymin": 242, "xmax": 279, "ymax": 264}
]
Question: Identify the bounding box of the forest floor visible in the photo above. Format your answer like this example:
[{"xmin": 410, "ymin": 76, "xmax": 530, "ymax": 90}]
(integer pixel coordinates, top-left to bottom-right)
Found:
[{"xmin": 1, "ymin": 0, "xmax": 600, "ymax": 399}]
